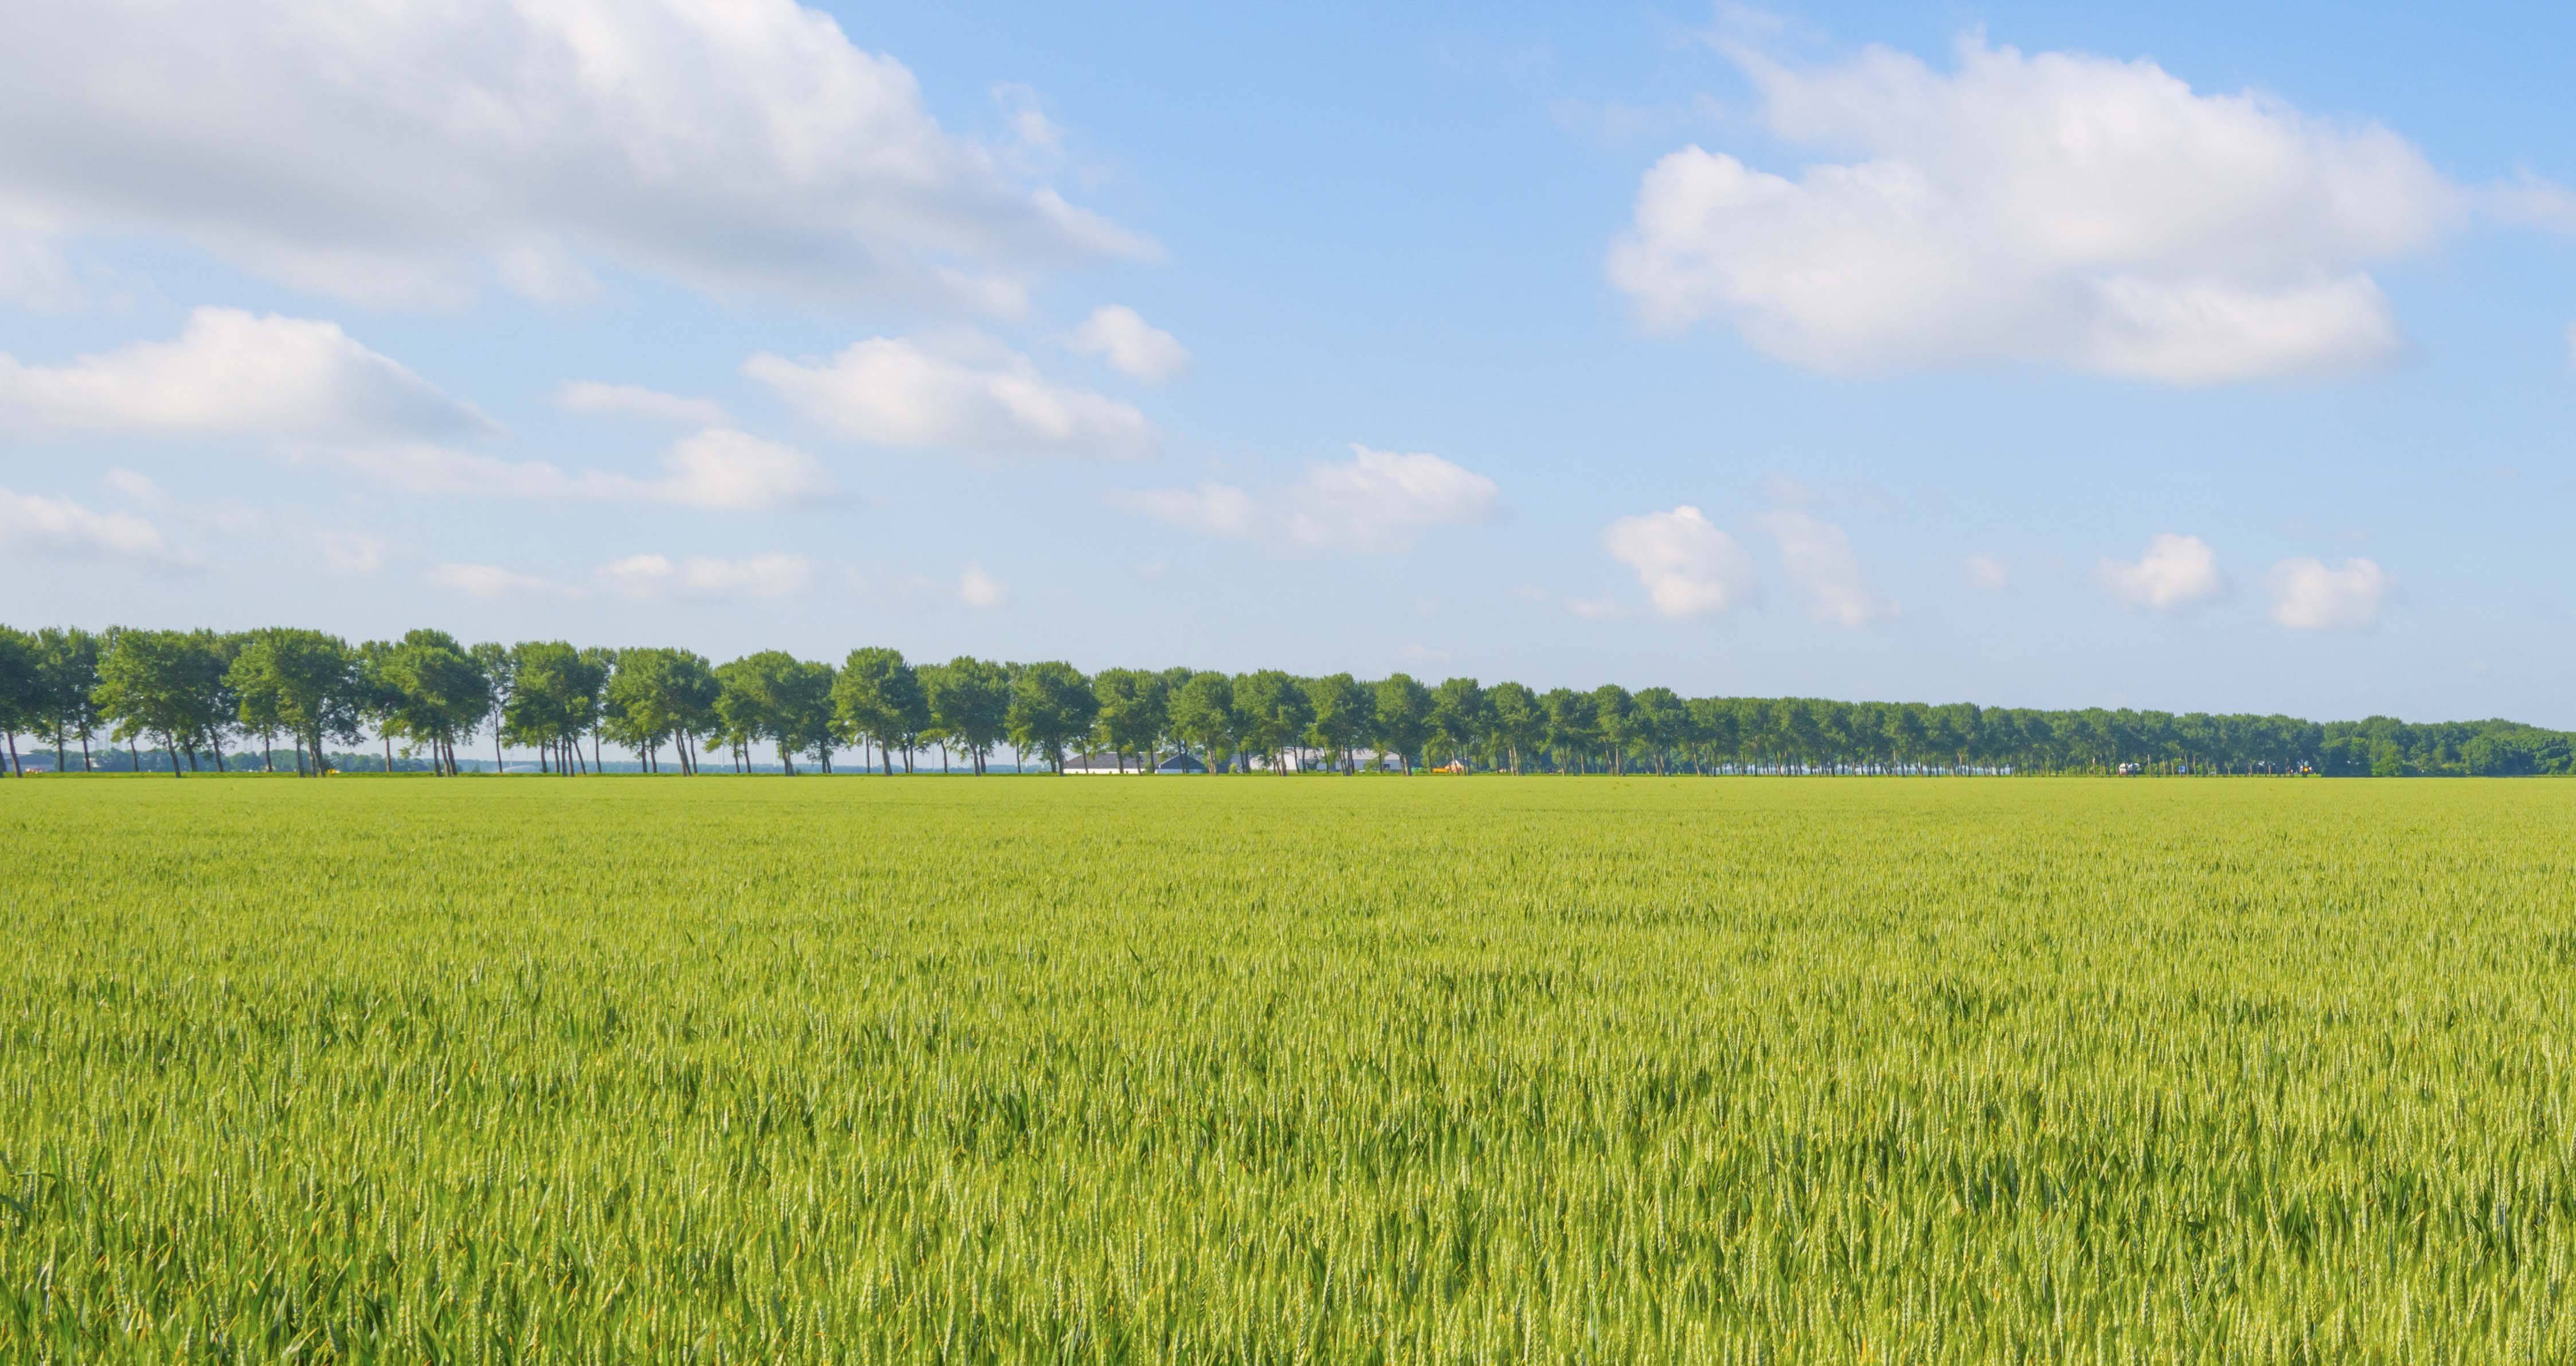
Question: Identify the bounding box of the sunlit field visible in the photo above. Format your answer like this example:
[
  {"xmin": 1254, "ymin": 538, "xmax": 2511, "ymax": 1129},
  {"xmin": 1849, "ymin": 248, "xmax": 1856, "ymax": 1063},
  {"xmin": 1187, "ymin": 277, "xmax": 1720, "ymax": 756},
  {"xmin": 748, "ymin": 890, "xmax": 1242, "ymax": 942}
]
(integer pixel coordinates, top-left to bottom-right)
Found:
[{"xmin": 7, "ymin": 776, "xmax": 2576, "ymax": 1362}]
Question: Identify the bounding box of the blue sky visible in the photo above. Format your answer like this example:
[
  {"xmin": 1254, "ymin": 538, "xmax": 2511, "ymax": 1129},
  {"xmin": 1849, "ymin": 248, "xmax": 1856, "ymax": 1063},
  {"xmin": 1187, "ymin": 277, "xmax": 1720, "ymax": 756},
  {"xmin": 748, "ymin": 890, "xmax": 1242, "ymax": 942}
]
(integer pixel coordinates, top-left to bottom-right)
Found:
[{"xmin": 3, "ymin": 1, "xmax": 2572, "ymax": 724}]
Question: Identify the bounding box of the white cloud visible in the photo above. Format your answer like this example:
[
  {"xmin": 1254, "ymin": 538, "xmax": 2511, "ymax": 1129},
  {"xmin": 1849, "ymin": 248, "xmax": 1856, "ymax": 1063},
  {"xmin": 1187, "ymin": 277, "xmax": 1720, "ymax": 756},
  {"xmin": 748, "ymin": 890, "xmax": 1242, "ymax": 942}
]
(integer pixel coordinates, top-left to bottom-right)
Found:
[
  {"xmin": 1121, "ymin": 483, "xmax": 1258, "ymax": 537},
  {"xmin": 1965, "ymin": 553, "xmax": 2009, "ymax": 590},
  {"xmin": 2269, "ymin": 556, "xmax": 2389, "ymax": 630},
  {"xmin": 1068, "ymin": 305, "xmax": 1190, "ymax": 383},
  {"xmin": 104, "ymin": 468, "xmax": 160, "ymax": 502},
  {"xmin": 0, "ymin": 0, "xmax": 1151, "ymax": 309},
  {"xmin": 1602, "ymin": 505, "xmax": 1758, "ymax": 618},
  {"xmin": 315, "ymin": 428, "xmax": 834, "ymax": 511},
  {"xmin": 597, "ymin": 553, "xmax": 813, "ymax": 602},
  {"xmin": 959, "ymin": 564, "xmax": 1008, "ymax": 608},
  {"xmin": 992, "ymin": 84, "xmax": 1062, "ymax": 155},
  {"xmin": 1121, "ymin": 445, "xmax": 1500, "ymax": 552},
  {"xmin": 647, "ymin": 430, "xmax": 838, "ymax": 511},
  {"xmin": 0, "ymin": 308, "xmax": 488, "ymax": 440},
  {"xmin": 556, "ymin": 381, "xmax": 728, "ymax": 427},
  {"xmin": 1609, "ymin": 36, "xmax": 2472, "ymax": 383},
  {"xmin": 2101, "ymin": 533, "xmax": 2226, "ymax": 611},
  {"xmin": 315, "ymin": 531, "xmax": 385, "ymax": 576},
  {"xmin": 1284, "ymin": 446, "xmax": 1500, "ymax": 549},
  {"xmin": 746, "ymin": 333, "xmax": 1154, "ymax": 459},
  {"xmin": 1760, "ymin": 510, "xmax": 1894, "ymax": 626},
  {"xmin": 0, "ymin": 486, "xmax": 173, "ymax": 562},
  {"xmin": 428, "ymin": 563, "xmax": 578, "ymax": 599}
]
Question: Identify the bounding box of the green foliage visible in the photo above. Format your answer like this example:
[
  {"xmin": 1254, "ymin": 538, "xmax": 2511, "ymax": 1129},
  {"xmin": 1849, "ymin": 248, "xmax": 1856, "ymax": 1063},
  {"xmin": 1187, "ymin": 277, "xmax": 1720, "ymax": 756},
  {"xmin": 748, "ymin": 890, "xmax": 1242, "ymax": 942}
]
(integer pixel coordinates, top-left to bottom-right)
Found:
[
  {"xmin": 1371, "ymin": 672, "xmax": 1432, "ymax": 772},
  {"xmin": 1167, "ymin": 671, "xmax": 1240, "ymax": 771},
  {"xmin": 96, "ymin": 628, "xmax": 236, "ymax": 774},
  {"xmin": 1088, "ymin": 667, "xmax": 1168, "ymax": 763},
  {"xmin": 1005, "ymin": 661, "xmax": 1097, "ymax": 772},
  {"xmin": 922, "ymin": 656, "xmax": 1010, "ymax": 774},
  {"xmin": 10, "ymin": 779, "xmax": 2576, "ymax": 1360},
  {"xmin": 834, "ymin": 647, "xmax": 925, "ymax": 772},
  {"xmin": 1231, "ymin": 669, "xmax": 1309, "ymax": 771},
  {"xmin": 1302, "ymin": 672, "xmax": 1369, "ymax": 771}
]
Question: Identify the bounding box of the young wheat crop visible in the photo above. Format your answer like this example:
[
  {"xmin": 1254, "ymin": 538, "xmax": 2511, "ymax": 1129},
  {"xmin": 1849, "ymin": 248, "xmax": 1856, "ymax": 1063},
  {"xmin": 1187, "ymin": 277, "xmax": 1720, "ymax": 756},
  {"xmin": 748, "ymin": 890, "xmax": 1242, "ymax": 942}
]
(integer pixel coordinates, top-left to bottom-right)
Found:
[{"xmin": 5, "ymin": 777, "xmax": 2574, "ymax": 1362}]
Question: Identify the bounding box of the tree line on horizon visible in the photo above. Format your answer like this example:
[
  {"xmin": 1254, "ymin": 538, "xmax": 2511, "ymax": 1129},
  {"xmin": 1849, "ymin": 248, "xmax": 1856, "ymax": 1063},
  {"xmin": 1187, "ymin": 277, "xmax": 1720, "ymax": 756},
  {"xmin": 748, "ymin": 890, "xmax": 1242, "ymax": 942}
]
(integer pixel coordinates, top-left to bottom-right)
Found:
[{"xmin": 0, "ymin": 622, "xmax": 2567, "ymax": 780}]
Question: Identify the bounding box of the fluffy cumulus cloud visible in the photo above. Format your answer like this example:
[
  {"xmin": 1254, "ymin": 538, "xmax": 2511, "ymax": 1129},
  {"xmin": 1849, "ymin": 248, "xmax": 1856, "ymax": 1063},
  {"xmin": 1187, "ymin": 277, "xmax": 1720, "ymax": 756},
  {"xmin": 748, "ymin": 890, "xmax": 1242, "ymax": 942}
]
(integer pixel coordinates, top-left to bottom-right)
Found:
[
  {"xmin": 1068, "ymin": 305, "xmax": 1190, "ymax": 382},
  {"xmin": 0, "ymin": 486, "xmax": 173, "ymax": 562},
  {"xmin": 598, "ymin": 553, "xmax": 814, "ymax": 602},
  {"xmin": 959, "ymin": 564, "xmax": 1008, "ymax": 608},
  {"xmin": 0, "ymin": 308, "xmax": 488, "ymax": 440},
  {"xmin": 746, "ymin": 333, "xmax": 1154, "ymax": 459},
  {"xmin": 0, "ymin": 0, "xmax": 1150, "ymax": 309},
  {"xmin": 1121, "ymin": 445, "xmax": 1500, "ymax": 552},
  {"xmin": 324, "ymin": 428, "xmax": 835, "ymax": 512},
  {"xmin": 1610, "ymin": 36, "xmax": 2477, "ymax": 383},
  {"xmin": 2101, "ymin": 533, "xmax": 2226, "ymax": 611},
  {"xmin": 1601, "ymin": 505, "xmax": 1758, "ymax": 618},
  {"xmin": 556, "ymin": 381, "xmax": 728, "ymax": 428},
  {"xmin": 2269, "ymin": 556, "xmax": 2389, "ymax": 630},
  {"xmin": 1759, "ymin": 510, "xmax": 1894, "ymax": 626}
]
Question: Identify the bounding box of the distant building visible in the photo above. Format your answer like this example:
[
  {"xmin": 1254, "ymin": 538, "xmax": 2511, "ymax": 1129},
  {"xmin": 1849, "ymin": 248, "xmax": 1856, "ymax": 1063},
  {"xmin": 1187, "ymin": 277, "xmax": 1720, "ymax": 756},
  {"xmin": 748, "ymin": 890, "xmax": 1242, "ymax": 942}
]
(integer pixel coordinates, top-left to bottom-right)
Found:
[{"xmin": 1064, "ymin": 751, "xmax": 1209, "ymax": 775}]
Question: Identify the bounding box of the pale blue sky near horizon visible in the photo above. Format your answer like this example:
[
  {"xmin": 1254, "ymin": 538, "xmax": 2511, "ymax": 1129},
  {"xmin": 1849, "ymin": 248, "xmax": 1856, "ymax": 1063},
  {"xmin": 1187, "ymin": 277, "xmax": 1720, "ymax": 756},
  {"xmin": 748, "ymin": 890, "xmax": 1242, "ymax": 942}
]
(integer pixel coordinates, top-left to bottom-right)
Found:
[{"xmin": 2, "ymin": 1, "xmax": 2571, "ymax": 725}]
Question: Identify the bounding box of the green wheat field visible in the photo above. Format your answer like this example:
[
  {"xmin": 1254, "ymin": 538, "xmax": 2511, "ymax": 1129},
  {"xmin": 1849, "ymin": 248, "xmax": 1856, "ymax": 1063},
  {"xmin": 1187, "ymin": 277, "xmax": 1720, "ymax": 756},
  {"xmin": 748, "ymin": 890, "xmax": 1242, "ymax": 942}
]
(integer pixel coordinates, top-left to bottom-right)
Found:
[{"xmin": 7, "ymin": 776, "xmax": 2576, "ymax": 1362}]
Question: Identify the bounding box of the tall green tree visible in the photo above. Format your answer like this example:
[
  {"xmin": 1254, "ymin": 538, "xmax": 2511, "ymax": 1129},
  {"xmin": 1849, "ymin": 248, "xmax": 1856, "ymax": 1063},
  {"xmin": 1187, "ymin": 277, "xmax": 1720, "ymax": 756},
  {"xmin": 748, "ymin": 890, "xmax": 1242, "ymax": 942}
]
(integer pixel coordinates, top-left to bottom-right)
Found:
[
  {"xmin": 925, "ymin": 655, "xmax": 1010, "ymax": 775},
  {"xmin": 1428, "ymin": 677, "xmax": 1486, "ymax": 770},
  {"xmin": 1487, "ymin": 681, "xmax": 1543, "ymax": 775},
  {"xmin": 1628, "ymin": 687, "xmax": 1686, "ymax": 775},
  {"xmin": 0, "ymin": 626, "xmax": 34, "ymax": 775},
  {"xmin": 710, "ymin": 651, "xmax": 822, "ymax": 774},
  {"xmin": 1592, "ymin": 684, "xmax": 1636, "ymax": 776},
  {"xmin": 1232, "ymin": 670, "xmax": 1310, "ymax": 774},
  {"xmin": 470, "ymin": 642, "xmax": 515, "ymax": 773},
  {"xmin": 1090, "ymin": 668, "xmax": 1170, "ymax": 772},
  {"xmin": 1371, "ymin": 673, "xmax": 1432, "ymax": 774},
  {"xmin": 1543, "ymin": 688, "xmax": 1597, "ymax": 774},
  {"xmin": 32, "ymin": 626, "xmax": 104, "ymax": 772},
  {"xmin": 503, "ymin": 641, "xmax": 604, "ymax": 775},
  {"xmin": 365, "ymin": 630, "xmax": 487, "ymax": 776},
  {"xmin": 1304, "ymin": 673, "xmax": 1369, "ymax": 775},
  {"xmin": 1006, "ymin": 661, "xmax": 1097, "ymax": 773},
  {"xmin": 224, "ymin": 629, "xmax": 355, "ymax": 776},
  {"xmin": 353, "ymin": 640, "xmax": 408, "ymax": 772},
  {"xmin": 1167, "ymin": 672, "xmax": 1239, "ymax": 772},
  {"xmin": 835, "ymin": 648, "xmax": 928, "ymax": 774},
  {"xmin": 100, "ymin": 629, "xmax": 233, "ymax": 776}
]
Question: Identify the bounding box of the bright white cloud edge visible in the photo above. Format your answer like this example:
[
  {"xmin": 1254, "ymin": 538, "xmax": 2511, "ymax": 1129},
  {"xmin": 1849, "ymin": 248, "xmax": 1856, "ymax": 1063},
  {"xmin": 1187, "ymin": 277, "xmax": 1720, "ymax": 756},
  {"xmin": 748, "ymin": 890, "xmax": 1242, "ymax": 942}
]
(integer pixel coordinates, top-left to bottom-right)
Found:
[
  {"xmin": 2101, "ymin": 533, "xmax": 2226, "ymax": 611},
  {"xmin": 747, "ymin": 333, "xmax": 1155, "ymax": 460},
  {"xmin": 0, "ymin": 0, "xmax": 1152, "ymax": 310},
  {"xmin": 1120, "ymin": 444, "xmax": 1500, "ymax": 552},
  {"xmin": 2269, "ymin": 556, "xmax": 2389, "ymax": 630},
  {"xmin": 1606, "ymin": 35, "xmax": 2527, "ymax": 384}
]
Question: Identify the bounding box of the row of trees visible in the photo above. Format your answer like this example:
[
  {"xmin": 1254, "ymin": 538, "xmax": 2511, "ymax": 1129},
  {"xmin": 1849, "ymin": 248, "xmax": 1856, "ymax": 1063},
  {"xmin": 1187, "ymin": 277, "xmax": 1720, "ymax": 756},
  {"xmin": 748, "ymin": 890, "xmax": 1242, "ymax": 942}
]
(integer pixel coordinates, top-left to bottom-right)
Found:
[{"xmin": 2, "ymin": 622, "xmax": 2569, "ymax": 778}]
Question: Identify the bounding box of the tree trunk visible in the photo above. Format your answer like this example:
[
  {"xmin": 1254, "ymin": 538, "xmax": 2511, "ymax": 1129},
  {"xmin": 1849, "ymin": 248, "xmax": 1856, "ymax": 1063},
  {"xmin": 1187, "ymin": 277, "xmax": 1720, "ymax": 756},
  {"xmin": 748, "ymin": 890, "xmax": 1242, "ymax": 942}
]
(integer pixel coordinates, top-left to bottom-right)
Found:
[
  {"xmin": 880, "ymin": 743, "xmax": 892, "ymax": 776},
  {"xmin": 5, "ymin": 732, "xmax": 19, "ymax": 776},
  {"xmin": 212, "ymin": 743, "xmax": 228, "ymax": 774},
  {"xmin": 383, "ymin": 733, "xmax": 393, "ymax": 772},
  {"xmin": 81, "ymin": 735, "xmax": 92, "ymax": 771}
]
